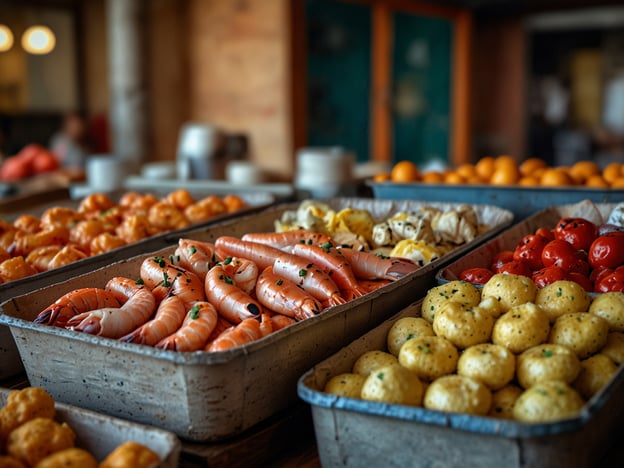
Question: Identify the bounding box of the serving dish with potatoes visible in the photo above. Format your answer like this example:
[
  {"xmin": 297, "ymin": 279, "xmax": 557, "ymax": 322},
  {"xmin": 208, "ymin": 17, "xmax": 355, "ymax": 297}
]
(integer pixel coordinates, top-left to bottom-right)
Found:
[{"xmin": 298, "ymin": 273, "xmax": 624, "ymax": 467}]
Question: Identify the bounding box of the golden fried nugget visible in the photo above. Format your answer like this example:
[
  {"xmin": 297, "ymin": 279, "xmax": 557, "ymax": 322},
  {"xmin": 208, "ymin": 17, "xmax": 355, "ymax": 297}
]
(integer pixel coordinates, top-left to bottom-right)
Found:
[
  {"xmin": 7, "ymin": 417, "xmax": 75, "ymax": 467},
  {"xmin": 1, "ymin": 387, "xmax": 55, "ymax": 436},
  {"xmin": 0, "ymin": 455, "xmax": 26, "ymax": 468},
  {"xmin": 99, "ymin": 441, "xmax": 161, "ymax": 468},
  {"xmin": 34, "ymin": 448, "xmax": 98, "ymax": 468}
]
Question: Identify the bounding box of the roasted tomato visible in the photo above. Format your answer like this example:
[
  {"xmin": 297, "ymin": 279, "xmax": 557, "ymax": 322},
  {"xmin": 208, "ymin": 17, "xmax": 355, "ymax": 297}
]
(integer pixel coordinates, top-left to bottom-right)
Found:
[
  {"xmin": 565, "ymin": 271, "xmax": 593, "ymax": 292},
  {"xmin": 589, "ymin": 265, "xmax": 614, "ymax": 287},
  {"xmin": 491, "ymin": 251, "xmax": 514, "ymax": 273},
  {"xmin": 534, "ymin": 226, "xmax": 554, "ymax": 242},
  {"xmin": 595, "ymin": 270, "xmax": 624, "ymax": 293},
  {"xmin": 553, "ymin": 217, "xmax": 598, "ymax": 251},
  {"xmin": 532, "ymin": 265, "xmax": 566, "ymax": 288},
  {"xmin": 497, "ymin": 260, "xmax": 532, "ymax": 277},
  {"xmin": 459, "ymin": 267, "xmax": 494, "ymax": 284},
  {"xmin": 513, "ymin": 234, "xmax": 549, "ymax": 270},
  {"xmin": 588, "ymin": 232, "xmax": 624, "ymax": 269},
  {"xmin": 541, "ymin": 239, "xmax": 589, "ymax": 275}
]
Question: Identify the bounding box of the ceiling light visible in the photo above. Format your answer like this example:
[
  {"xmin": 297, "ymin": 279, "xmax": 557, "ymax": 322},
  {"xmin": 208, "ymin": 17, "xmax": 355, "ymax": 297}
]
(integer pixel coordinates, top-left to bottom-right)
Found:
[
  {"xmin": 0, "ymin": 24, "xmax": 13, "ymax": 52},
  {"xmin": 21, "ymin": 25, "xmax": 55, "ymax": 55}
]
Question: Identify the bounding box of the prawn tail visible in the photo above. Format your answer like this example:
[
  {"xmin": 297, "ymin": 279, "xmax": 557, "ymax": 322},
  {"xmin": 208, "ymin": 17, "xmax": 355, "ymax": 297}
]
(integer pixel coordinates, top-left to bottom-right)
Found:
[
  {"xmin": 66, "ymin": 314, "xmax": 102, "ymax": 335},
  {"xmin": 385, "ymin": 259, "xmax": 420, "ymax": 280}
]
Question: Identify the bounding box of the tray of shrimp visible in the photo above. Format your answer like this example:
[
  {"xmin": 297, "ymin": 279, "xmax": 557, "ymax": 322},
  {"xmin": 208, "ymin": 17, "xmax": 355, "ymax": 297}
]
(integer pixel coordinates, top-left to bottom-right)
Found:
[{"xmin": 0, "ymin": 197, "xmax": 513, "ymax": 441}]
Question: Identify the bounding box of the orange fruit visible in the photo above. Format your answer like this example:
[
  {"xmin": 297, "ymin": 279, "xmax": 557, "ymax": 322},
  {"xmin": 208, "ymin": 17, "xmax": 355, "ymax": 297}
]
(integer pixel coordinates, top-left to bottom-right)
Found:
[
  {"xmin": 519, "ymin": 158, "xmax": 547, "ymax": 177},
  {"xmin": 475, "ymin": 157, "xmax": 496, "ymax": 181},
  {"xmin": 465, "ymin": 175, "xmax": 486, "ymax": 185},
  {"xmin": 585, "ymin": 174, "xmax": 609, "ymax": 188},
  {"xmin": 603, "ymin": 162, "xmax": 623, "ymax": 184},
  {"xmin": 569, "ymin": 160, "xmax": 600, "ymax": 184},
  {"xmin": 391, "ymin": 160, "xmax": 420, "ymax": 183},
  {"xmin": 610, "ymin": 177, "xmax": 624, "ymax": 189},
  {"xmin": 455, "ymin": 164, "xmax": 477, "ymax": 180},
  {"xmin": 540, "ymin": 168, "xmax": 574, "ymax": 187},
  {"xmin": 373, "ymin": 172, "xmax": 391, "ymax": 182},
  {"xmin": 495, "ymin": 155, "xmax": 518, "ymax": 169},
  {"xmin": 490, "ymin": 163, "xmax": 520, "ymax": 185},
  {"xmin": 421, "ymin": 171, "xmax": 444, "ymax": 183},
  {"xmin": 444, "ymin": 171, "xmax": 465, "ymax": 185},
  {"xmin": 518, "ymin": 176, "xmax": 540, "ymax": 186}
]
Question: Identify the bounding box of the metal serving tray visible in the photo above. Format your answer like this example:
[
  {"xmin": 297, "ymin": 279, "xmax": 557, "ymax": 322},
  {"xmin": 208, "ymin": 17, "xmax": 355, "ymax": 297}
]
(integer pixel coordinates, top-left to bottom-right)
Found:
[
  {"xmin": 298, "ymin": 300, "xmax": 624, "ymax": 468},
  {"xmin": 0, "ymin": 198, "xmax": 512, "ymax": 441}
]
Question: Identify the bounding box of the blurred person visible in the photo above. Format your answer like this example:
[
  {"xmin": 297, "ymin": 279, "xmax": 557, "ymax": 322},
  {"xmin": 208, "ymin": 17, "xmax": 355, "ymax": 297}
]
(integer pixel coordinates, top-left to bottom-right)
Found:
[{"xmin": 50, "ymin": 111, "xmax": 93, "ymax": 170}]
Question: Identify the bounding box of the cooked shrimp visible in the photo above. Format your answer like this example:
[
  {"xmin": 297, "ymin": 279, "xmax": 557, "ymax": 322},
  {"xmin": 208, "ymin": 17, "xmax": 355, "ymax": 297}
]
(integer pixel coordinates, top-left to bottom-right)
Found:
[
  {"xmin": 120, "ymin": 294, "xmax": 187, "ymax": 345},
  {"xmin": 165, "ymin": 189, "xmax": 195, "ymax": 210},
  {"xmin": 289, "ymin": 242, "xmax": 367, "ymax": 298},
  {"xmin": 155, "ymin": 301, "xmax": 218, "ymax": 351},
  {"xmin": 47, "ymin": 245, "xmax": 88, "ymax": 270},
  {"xmin": 34, "ymin": 287, "xmax": 121, "ymax": 327},
  {"xmin": 89, "ymin": 233, "xmax": 126, "ymax": 255},
  {"xmin": 140, "ymin": 256, "xmax": 205, "ymax": 305},
  {"xmin": 78, "ymin": 193, "xmax": 115, "ymax": 214},
  {"xmin": 183, "ymin": 196, "xmax": 226, "ymax": 223},
  {"xmin": 204, "ymin": 264, "xmax": 263, "ymax": 323},
  {"xmin": 13, "ymin": 214, "xmax": 40, "ymax": 233},
  {"xmin": 115, "ymin": 213, "xmax": 153, "ymax": 243},
  {"xmin": 223, "ymin": 194, "xmax": 247, "ymax": 212},
  {"xmin": 148, "ymin": 201, "xmax": 190, "ymax": 232},
  {"xmin": 26, "ymin": 245, "xmax": 62, "ymax": 272},
  {"xmin": 255, "ymin": 266, "xmax": 322, "ymax": 320},
  {"xmin": 69, "ymin": 219, "xmax": 106, "ymax": 252},
  {"xmin": 259, "ymin": 312, "xmax": 273, "ymax": 337},
  {"xmin": 40, "ymin": 207, "xmax": 82, "ymax": 229},
  {"xmin": 0, "ymin": 220, "xmax": 16, "ymax": 250},
  {"xmin": 174, "ymin": 239, "xmax": 220, "ymax": 280},
  {"xmin": 220, "ymin": 256, "xmax": 259, "ymax": 295},
  {"xmin": 273, "ymin": 252, "xmax": 345, "ymax": 307},
  {"xmin": 65, "ymin": 277, "xmax": 157, "ymax": 338},
  {"xmin": 206, "ymin": 317, "xmax": 264, "ymax": 352},
  {"xmin": 205, "ymin": 316, "xmax": 234, "ymax": 344},
  {"xmin": 8, "ymin": 226, "xmax": 70, "ymax": 256},
  {"xmin": 214, "ymin": 237, "xmax": 282, "ymax": 270},
  {"xmin": 241, "ymin": 230, "xmax": 334, "ymax": 249},
  {"xmin": 337, "ymin": 248, "xmax": 419, "ymax": 280},
  {"xmin": 119, "ymin": 192, "xmax": 158, "ymax": 213},
  {"xmin": 0, "ymin": 256, "xmax": 38, "ymax": 282},
  {"xmin": 0, "ymin": 246, "xmax": 10, "ymax": 263},
  {"xmin": 270, "ymin": 313, "xmax": 297, "ymax": 331}
]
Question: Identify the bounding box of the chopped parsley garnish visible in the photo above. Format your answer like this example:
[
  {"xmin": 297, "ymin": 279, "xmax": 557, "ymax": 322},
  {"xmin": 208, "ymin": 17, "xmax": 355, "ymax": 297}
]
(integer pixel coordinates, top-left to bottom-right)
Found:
[
  {"xmin": 299, "ymin": 269, "xmax": 307, "ymax": 277},
  {"xmin": 189, "ymin": 304, "xmax": 200, "ymax": 319},
  {"xmin": 224, "ymin": 256, "xmax": 233, "ymax": 265},
  {"xmin": 135, "ymin": 278, "xmax": 144, "ymax": 285},
  {"xmin": 276, "ymin": 279, "xmax": 283, "ymax": 286},
  {"xmin": 189, "ymin": 246, "xmax": 197, "ymax": 255},
  {"xmin": 162, "ymin": 272, "xmax": 171, "ymax": 287},
  {"xmin": 542, "ymin": 349, "xmax": 553, "ymax": 358}
]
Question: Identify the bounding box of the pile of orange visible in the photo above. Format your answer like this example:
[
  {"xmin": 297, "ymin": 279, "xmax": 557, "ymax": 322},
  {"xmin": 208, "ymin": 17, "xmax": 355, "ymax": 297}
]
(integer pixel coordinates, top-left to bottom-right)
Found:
[{"xmin": 375, "ymin": 157, "xmax": 624, "ymax": 189}]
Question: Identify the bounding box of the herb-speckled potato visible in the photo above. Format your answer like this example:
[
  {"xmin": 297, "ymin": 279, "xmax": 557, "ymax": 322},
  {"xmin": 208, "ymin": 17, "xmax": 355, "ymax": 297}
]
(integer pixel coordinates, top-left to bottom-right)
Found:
[
  {"xmin": 601, "ymin": 332, "xmax": 624, "ymax": 364},
  {"xmin": 549, "ymin": 312, "xmax": 609, "ymax": 359},
  {"xmin": 573, "ymin": 354, "xmax": 618, "ymax": 400},
  {"xmin": 324, "ymin": 373, "xmax": 367, "ymax": 398},
  {"xmin": 433, "ymin": 302, "xmax": 494, "ymax": 349},
  {"xmin": 481, "ymin": 273, "xmax": 537, "ymax": 313},
  {"xmin": 491, "ymin": 303, "xmax": 550, "ymax": 354},
  {"xmin": 589, "ymin": 292, "xmax": 624, "ymax": 332},
  {"xmin": 488, "ymin": 384, "xmax": 523, "ymax": 419},
  {"xmin": 424, "ymin": 375, "xmax": 491, "ymax": 415},
  {"xmin": 457, "ymin": 343, "xmax": 515, "ymax": 390},
  {"xmin": 512, "ymin": 380, "xmax": 584, "ymax": 423},
  {"xmin": 352, "ymin": 350, "xmax": 399, "ymax": 376},
  {"xmin": 398, "ymin": 336, "xmax": 459, "ymax": 381},
  {"xmin": 516, "ymin": 344, "xmax": 581, "ymax": 389},
  {"xmin": 421, "ymin": 281, "xmax": 481, "ymax": 323},
  {"xmin": 535, "ymin": 280, "xmax": 591, "ymax": 323},
  {"xmin": 360, "ymin": 365, "xmax": 424, "ymax": 406},
  {"xmin": 387, "ymin": 317, "xmax": 435, "ymax": 356}
]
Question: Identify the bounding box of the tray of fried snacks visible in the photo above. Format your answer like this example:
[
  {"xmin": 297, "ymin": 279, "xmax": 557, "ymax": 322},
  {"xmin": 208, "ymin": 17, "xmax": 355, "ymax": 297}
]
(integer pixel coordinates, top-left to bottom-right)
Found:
[
  {"xmin": 0, "ymin": 386, "xmax": 180, "ymax": 467},
  {"xmin": 298, "ymin": 272, "xmax": 624, "ymax": 468},
  {"xmin": 0, "ymin": 198, "xmax": 512, "ymax": 441}
]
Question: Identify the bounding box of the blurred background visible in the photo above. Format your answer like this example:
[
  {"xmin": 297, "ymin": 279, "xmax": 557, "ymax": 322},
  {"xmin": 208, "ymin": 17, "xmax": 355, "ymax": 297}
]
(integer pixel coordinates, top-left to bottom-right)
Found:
[{"xmin": 0, "ymin": 0, "xmax": 623, "ymax": 181}]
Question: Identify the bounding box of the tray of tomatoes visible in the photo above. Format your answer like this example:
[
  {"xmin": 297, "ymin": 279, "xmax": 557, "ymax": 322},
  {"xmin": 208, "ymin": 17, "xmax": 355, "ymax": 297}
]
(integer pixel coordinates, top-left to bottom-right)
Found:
[{"xmin": 436, "ymin": 200, "xmax": 624, "ymax": 293}]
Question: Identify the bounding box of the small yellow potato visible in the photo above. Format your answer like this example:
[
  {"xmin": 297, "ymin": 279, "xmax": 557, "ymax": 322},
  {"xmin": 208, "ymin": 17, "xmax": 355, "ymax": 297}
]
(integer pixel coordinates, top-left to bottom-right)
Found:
[
  {"xmin": 589, "ymin": 292, "xmax": 624, "ymax": 332},
  {"xmin": 482, "ymin": 273, "xmax": 537, "ymax": 313},
  {"xmin": 433, "ymin": 301, "xmax": 494, "ymax": 349},
  {"xmin": 549, "ymin": 312, "xmax": 609, "ymax": 359},
  {"xmin": 516, "ymin": 344, "xmax": 581, "ymax": 389},
  {"xmin": 34, "ymin": 448, "xmax": 98, "ymax": 468},
  {"xmin": 360, "ymin": 365, "xmax": 424, "ymax": 406},
  {"xmin": 457, "ymin": 343, "xmax": 515, "ymax": 390},
  {"xmin": 7, "ymin": 418, "xmax": 76, "ymax": 467},
  {"xmin": 573, "ymin": 354, "xmax": 618, "ymax": 400},
  {"xmin": 491, "ymin": 303, "xmax": 550, "ymax": 354},
  {"xmin": 0, "ymin": 456, "xmax": 25, "ymax": 468},
  {"xmin": 421, "ymin": 280, "xmax": 481, "ymax": 323},
  {"xmin": 387, "ymin": 317, "xmax": 434, "ymax": 356},
  {"xmin": 352, "ymin": 350, "xmax": 399, "ymax": 376},
  {"xmin": 477, "ymin": 296, "xmax": 504, "ymax": 319},
  {"xmin": 488, "ymin": 384, "xmax": 523, "ymax": 419},
  {"xmin": 324, "ymin": 373, "xmax": 367, "ymax": 398},
  {"xmin": 398, "ymin": 336, "xmax": 459, "ymax": 381},
  {"xmin": 535, "ymin": 280, "xmax": 591, "ymax": 322},
  {"xmin": 513, "ymin": 381, "xmax": 584, "ymax": 423},
  {"xmin": 424, "ymin": 375, "xmax": 492, "ymax": 415},
  {"xmin": 601, "ymin": 332, "xmax": 624, "ymax": 364}
]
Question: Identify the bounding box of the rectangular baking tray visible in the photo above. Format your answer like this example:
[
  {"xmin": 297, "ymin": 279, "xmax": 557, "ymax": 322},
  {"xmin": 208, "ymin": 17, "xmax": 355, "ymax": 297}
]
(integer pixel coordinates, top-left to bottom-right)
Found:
[
  {"xmin": 0, "ymin": 189, "xmax": 275, "ymax": 381},
  {"xmin": 436, "ymin": 200, "xmax": 619, "ymax": 285},
  {"xmin": 297, "ymin": 299, "xmax": 624, "ymax": 468},
  {"xmin": 368, "ymin": 181, "xmax": 624, "ymax": 222},
  {"xmin": 0, "ymin": 198, "xmax": 512, "ymax": 441},
  {"xmin": 0, "ymin": 387, "xmax": 180, "ymax": 467}
]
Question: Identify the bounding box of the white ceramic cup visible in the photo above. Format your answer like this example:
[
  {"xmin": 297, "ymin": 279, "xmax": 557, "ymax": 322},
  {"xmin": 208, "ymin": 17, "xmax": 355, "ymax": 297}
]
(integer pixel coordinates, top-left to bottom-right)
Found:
[
  {"xmin": 86, "ymin": 155, "xmax": 127, "ymax": 191},
  {"xmin": 226, "ymin": 160, "xmax": 265, "ymax": 185},
  {"xmin": 294, "ymin": 147, "xmax": 354, "ymax": 197}
]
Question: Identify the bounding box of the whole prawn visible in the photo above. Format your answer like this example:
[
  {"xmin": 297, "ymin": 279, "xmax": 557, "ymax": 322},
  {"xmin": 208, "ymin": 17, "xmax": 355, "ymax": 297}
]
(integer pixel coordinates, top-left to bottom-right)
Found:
[
  {"xmin": 155, "ymin": 301, "xmax": 218, "ymax": 352},
  {"xmin": 140, "ymin": 256, "xmax": 204, "ymax": 306},
  {"xmin": 119, "ymin": 294, "xmax": 187, "ymax": 345},
  {"xmin": 174, "ymin": 238, "xmax": 221, "ymax": 280},
  {"xmin": 65, "ymin": 277, "xmax": 156, "ymax": 338},
  {"xmin": 204, "ymin": 264, "xmax": 263, "ymax": 323},
  {"xmin": 241, "ymin": 230, "xmax": 334, "ymax": 249},
  {"xmin": 214, "ymin": 237, "xmax": 283, "ymax": 270},
  {"xmin": 255, "ymin": 266, "xmax": 322, "ymax": 320},
  {"xmin": 206, "ymin": 317, "xmax": 265, "ymax": 352},
  {"xmin": 34, "ymin": 288, "xmax": 121, "ymax": 327},
  {"xmin": 220, "ymin": 256, "xmax": 259, "ymax": 295},
  {"xmin": 337, "ymin": 248, "xmax": 419, "ymax": 280}
]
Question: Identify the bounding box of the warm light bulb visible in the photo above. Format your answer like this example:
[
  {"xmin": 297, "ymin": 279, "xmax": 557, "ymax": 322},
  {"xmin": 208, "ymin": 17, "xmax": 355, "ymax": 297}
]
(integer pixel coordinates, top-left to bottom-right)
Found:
[
  {"xmin": 0, "ymin": 24, "xmax": 13, "ymax": 52},
  {"xmin": 21, "ymin": 25, "xmax": 55, "ymax": 55}
]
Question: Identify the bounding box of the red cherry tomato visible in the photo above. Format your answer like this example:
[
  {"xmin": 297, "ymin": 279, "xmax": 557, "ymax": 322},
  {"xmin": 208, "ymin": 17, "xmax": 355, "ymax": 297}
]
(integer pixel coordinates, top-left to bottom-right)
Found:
[
  {"xmin": 589, "ymin": 266, "xmax": 614, "ymax": 286},
  {"xmin": 513, "ymin": 234, "xmax": 549, "ymax": 270},
  {"xmin": 497, "ymin": 260, "xmax": 532, "ymax": 277},
  {"xmin": 541, "ymin": 239, "xmax": 589, "ymax": 274},
  {"xmin": 459, "ymin": 267, "xmax": 494, "ymax": 284},
  {"xmin": 532, "ymin": 265, "xmax": 566, "ymax": 288},
  {"xmin": 553, "ymin": 217, "xmax": 598, "ymax": 251},
  {"xmin": 565, "ymin": 271, "xmax": 593, "ymax": 292},
  {"xmin": 535, "ymin": 227, "xmax": 554, "ymax": 242},
  {"xmin": 595, "ymin": 270, "xmax": 624, "ymax": 292},
  {"xmin": 491, "ymin": 251, "xmax": 514, "ymax": 272},
  {"xmin": 588, "ymin": 232, "xmax": 624, "ymax": 269}
]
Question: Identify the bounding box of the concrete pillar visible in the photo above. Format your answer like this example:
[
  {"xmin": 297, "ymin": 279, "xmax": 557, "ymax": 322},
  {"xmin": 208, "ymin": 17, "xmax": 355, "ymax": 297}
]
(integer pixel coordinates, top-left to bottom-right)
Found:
[{"xmin": 107, "ymin": 0, "xmax": 147, "ymax": 170}]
